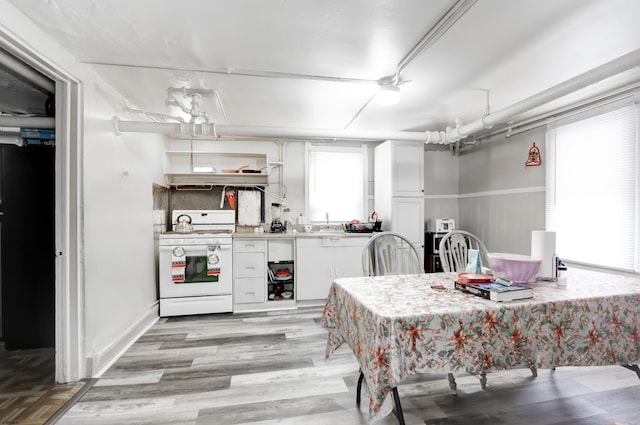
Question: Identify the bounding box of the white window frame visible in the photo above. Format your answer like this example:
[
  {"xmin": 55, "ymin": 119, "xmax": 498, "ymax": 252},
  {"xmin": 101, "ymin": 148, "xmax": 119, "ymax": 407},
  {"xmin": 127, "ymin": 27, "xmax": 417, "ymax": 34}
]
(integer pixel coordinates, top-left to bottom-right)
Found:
[
  {"xmin": 304, "ymin": 143, "xmax": 368, "ymax": 224},
  {"xmin": 545, "ymin": 100, "xmax": 640, "ymax": 272}
]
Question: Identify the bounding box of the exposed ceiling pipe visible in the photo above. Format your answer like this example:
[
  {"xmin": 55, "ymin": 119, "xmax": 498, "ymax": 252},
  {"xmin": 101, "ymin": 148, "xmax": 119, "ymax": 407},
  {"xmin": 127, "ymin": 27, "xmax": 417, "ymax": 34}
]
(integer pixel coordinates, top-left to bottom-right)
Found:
[
  {"xmin": 0, "ymin": 115, "xmax": 55, "ymax": 128},
  {"xmin": 114, "ymin": 49, "xmax": 640, "ymax": 145},
  {"xmin": 82, "ymin": 59, "xmax": 378, "ymax": 86},
  {"xmin": 480, "ymin": 80, "xmax": 640, "ymax": 141},
  {"xmin": 393, "ymin": 0, "xmax": 477, "ymax": 84},
  {"xmin": 447, "ymin": 48, "xmax": 640, "ymax": 141},
  {"xmin": 114, "ymin": 117, "xmax": 448, "ymax": 143},
  {"xmin": 347, "ymin": 0, "xmax": 477, "ymax": 127},
  {"xmin": 0, "ymin": 48, "xmax": 55, "ymax": 95}
]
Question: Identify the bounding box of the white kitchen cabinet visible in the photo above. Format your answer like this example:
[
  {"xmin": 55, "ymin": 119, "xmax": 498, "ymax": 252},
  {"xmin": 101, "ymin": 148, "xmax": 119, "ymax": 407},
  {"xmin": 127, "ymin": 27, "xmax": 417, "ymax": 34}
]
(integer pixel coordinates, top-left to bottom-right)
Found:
[
  {"xmin": 390, "ymin": 197, "xmax": 424, "ymax": 261},
  {"xmin": 296, "ymin": 236, "xmax": 369, "ymax": 302},
  {"xmin": 375, "ymin": 140, "xmax": 425, "ymax": 265},
  {"xmin": 233, "ymin": 239, "xmax": 266, "ymax": 305},
  {"xmin": 375, "ymin": 140, "xmax": 424, "ymax": 198}
]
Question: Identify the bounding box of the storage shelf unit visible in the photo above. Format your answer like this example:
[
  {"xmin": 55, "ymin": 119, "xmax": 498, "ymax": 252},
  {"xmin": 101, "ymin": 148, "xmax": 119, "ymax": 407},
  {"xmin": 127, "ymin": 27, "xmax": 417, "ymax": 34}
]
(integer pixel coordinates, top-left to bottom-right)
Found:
[
  {"xmin": 267, "ymin": 261, "xmax": 294, "ymax": 301},
  {"xmin": 165, "ymin": 151, "xmax": 269, "ymax": 185},
  {"xmin": 267, "ymin": 239, "xmax": 295, "ymax": 302}
]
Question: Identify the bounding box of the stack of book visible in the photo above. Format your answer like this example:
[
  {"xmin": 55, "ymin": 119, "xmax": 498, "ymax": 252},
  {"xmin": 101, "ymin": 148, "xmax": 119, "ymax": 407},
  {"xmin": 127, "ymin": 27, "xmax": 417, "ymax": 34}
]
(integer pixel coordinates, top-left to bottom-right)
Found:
[{"xmin": 455, "ymin": 273, "xmax": 533, "ymax": 302}]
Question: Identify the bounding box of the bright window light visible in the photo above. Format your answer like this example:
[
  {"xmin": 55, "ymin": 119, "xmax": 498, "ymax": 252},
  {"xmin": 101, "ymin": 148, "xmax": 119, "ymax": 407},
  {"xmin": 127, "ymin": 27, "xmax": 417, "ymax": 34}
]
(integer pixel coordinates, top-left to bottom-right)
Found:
[
  {"xmin": 546, "ymin": 103, "xmax": 637, "ymax": 271},
  {"xmin": 306, "ymin": 145, "xmax": 366, "ymax": 222}
]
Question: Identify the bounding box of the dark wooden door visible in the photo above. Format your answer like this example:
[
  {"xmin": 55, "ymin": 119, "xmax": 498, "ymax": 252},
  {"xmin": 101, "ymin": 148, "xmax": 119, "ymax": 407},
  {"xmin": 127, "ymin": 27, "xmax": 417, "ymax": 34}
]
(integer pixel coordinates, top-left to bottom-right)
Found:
[{"xmin": 1, "ymin": 144, "xmax": 55, "ymax": 350}]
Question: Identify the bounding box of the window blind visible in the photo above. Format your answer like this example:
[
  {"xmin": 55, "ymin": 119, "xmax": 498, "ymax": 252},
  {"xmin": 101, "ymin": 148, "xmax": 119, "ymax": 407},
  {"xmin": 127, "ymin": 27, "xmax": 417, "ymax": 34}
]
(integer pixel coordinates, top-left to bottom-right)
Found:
[{"xmin": 546, "ymin": 104, "xmax": 638, "ymax": 271}]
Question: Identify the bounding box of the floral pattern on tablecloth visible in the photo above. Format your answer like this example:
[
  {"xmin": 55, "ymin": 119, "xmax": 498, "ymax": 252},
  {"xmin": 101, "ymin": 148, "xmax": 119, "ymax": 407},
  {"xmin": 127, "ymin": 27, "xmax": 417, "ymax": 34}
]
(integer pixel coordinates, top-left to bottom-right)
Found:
[{"xmin": 321, "ymin": 268, "xmax": 640, "ymax": 422}]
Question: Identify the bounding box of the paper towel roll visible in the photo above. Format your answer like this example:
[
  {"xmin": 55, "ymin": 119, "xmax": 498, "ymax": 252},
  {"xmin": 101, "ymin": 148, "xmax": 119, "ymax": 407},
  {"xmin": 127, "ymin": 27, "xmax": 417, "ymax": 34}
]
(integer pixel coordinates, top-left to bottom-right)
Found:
[{"xmin": 531, "ymin": 230, "xmax": 556, "ymax": 278}]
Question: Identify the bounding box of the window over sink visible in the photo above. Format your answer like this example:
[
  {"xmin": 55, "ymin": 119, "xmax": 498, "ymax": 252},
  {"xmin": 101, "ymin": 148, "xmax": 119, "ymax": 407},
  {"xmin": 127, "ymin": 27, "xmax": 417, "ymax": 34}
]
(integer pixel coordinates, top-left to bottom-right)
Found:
[{"xmin": 305, "ymin": 143, "xmax": 367, "ymax": 223}]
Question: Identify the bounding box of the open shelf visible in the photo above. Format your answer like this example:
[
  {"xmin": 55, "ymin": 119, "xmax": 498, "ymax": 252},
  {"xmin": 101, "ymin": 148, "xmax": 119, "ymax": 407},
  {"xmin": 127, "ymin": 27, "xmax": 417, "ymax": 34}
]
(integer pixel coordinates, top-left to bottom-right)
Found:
[
  {"xmin": 165, "ymin": 151, "xmax": 269, "ymax": 185},
  {"xmin": 268, "ymin": 261, "xmax": 294, "ymax": 301}
]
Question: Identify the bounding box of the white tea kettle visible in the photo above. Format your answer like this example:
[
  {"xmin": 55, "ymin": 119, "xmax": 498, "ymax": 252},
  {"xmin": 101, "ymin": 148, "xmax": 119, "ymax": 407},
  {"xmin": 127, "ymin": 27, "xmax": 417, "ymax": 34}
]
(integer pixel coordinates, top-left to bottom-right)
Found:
[{"xmin": 175, "ymin": 214, "xmax": 193, "ymax": 233}]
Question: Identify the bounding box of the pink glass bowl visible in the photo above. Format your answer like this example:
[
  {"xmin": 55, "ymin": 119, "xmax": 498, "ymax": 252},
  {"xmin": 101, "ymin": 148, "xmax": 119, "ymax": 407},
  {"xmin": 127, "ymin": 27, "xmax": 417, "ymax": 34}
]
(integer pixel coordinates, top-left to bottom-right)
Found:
[{"xmin": 487, "ymin": 253, "xmax": 541, "ymax": 283}]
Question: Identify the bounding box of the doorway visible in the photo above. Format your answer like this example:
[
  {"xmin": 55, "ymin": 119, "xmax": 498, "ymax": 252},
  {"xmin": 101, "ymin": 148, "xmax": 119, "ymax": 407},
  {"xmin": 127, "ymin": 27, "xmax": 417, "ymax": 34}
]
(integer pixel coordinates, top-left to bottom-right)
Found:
[
  {"xmin": 0, "ymin": 32, "xmax": 83, "ymax": 383},
  {"xmin": 0, "ymin": 142, "xmax": 56, "ymax": 350}
]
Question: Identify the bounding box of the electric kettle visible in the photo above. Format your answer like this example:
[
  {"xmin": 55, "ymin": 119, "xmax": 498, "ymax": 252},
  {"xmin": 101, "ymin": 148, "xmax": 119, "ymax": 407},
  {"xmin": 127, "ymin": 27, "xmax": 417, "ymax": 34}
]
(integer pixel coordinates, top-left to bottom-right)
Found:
[{"xmin": 175, "ymin": 214, "xmax": 193, "ymax": 233}]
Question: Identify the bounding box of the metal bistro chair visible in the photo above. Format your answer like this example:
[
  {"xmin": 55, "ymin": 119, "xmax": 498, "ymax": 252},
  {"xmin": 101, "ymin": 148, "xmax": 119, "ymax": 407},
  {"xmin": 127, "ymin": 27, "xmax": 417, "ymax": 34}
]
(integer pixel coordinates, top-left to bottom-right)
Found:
[
  {"xmin": 357, "ymin": 231, "xmax": 422, "ymax": 425},
  {"xmin": 438, "ymin": 230, "xmax": 537, "ymax": 391}
]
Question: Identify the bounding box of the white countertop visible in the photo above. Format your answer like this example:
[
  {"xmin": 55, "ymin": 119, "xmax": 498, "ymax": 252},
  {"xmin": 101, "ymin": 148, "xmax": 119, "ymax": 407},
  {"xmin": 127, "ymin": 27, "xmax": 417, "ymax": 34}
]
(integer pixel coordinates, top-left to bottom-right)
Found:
[{"xmin": 232, "ymin": 230, "xmax": 373, "ymax": 239}]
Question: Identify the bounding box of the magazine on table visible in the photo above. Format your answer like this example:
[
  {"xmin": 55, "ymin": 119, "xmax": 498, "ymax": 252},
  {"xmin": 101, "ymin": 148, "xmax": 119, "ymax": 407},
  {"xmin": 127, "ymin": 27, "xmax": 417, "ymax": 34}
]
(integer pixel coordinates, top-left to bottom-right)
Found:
[{"xmin": 454, "ymin": 280, "xmax": 534, "ymax": 302}]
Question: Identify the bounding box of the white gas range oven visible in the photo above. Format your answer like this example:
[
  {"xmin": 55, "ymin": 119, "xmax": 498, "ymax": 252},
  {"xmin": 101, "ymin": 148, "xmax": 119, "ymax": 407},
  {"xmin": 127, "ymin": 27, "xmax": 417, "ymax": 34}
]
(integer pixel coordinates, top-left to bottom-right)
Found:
[{"xmin": 158, "ymin": 210, "xmax": 235, "ymax": 316}]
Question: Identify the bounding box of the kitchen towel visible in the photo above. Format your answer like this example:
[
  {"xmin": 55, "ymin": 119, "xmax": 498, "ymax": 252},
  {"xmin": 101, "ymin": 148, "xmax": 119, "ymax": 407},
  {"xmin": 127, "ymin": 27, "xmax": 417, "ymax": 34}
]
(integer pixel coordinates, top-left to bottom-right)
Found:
[
  {"xmin": 207, "ymin": 245, "xmax": 221, "ymax": 277},
  {"xmin": 531, "ymin": 230, "xmax": 556, "ymax": 278},
  {"xmin": 171, "ymin": 246, "xmax": 186, "ymax": 282}
]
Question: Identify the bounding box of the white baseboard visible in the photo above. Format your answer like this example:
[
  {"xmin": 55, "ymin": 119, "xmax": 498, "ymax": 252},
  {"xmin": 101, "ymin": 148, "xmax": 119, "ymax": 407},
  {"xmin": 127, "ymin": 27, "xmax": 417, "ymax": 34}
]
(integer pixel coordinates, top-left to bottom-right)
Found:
[{"xmin": 86, "ymin": 301, "xmax": 159, "ymax": 378}]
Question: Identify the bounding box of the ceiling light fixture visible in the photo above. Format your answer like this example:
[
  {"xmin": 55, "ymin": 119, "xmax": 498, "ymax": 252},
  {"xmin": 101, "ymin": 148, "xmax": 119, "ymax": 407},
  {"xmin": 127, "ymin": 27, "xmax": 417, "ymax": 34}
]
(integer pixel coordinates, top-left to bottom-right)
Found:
[{"xmin": 376, "ymin": 79, "xmax": 401, "ymax": 106}]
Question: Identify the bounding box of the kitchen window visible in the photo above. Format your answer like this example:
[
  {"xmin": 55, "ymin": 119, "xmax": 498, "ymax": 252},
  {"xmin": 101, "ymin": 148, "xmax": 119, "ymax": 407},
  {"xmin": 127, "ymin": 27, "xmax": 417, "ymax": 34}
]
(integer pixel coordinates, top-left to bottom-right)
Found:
[
  {"xmin": 546, "ymin": 102, "xmax": 639, "ymax": 272},
  {"xmin": 305, "ymin": 143, "xmax": 367, "ymax": 223}
]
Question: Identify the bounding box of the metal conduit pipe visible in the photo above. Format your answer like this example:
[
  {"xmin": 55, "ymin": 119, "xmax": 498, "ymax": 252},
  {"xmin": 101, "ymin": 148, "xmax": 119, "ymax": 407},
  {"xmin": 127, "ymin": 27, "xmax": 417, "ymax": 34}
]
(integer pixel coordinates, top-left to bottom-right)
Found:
[
  {"xmin": 395, "ymin": 0, "xmax": 477, "ymax": 82},
  {"xmin": 115, "ymin": 49, "xmax": 640, "ymax": 145},
  {"xmin": 114, "ymin": 117, "xmax": 448, "ymax": 143},
  {"xmin": 481, "ymin": 80, "xmax": 640, "ymax": 141},
  {"xmin": 448, "ymin": 48, "xmax": 640, "ymax": 141},
  {"xmin": 0, "ymin": 115, "xmax": 55, "ymax": 128}
]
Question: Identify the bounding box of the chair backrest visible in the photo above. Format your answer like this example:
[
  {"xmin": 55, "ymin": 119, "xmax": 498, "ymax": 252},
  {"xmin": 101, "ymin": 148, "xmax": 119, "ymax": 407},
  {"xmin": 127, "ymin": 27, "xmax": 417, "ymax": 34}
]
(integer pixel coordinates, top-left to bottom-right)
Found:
[
  {"xmin": 438, "ymin": 230, "xmax": 491, "ymax": 273},
  {"xmin": 362, "ymin": 231, "xmax": 422, "ymax": 276}
]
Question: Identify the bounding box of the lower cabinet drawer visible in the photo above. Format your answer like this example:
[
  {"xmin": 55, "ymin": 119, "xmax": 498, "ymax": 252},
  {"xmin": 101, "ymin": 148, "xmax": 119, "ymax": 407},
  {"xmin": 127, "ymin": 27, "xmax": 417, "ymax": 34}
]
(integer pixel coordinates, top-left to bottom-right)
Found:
[
  {"xmin": 234, "ymin": 278, "xmax": 265, "ymax": 304},
  {"xmin": 234, "ymin": 252, "xmax": 265, "ymax": 278},
  {"xmin": 234, "ymin": 239, "xmax": 265, "ymax": 253}
]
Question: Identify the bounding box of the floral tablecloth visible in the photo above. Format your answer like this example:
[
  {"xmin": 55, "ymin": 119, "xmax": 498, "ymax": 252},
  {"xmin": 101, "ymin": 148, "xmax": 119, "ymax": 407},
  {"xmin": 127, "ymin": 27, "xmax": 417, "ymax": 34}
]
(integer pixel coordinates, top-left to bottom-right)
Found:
[{"xmin": 321, "ymin": 268, "xmax": 640, "ymax": 422}]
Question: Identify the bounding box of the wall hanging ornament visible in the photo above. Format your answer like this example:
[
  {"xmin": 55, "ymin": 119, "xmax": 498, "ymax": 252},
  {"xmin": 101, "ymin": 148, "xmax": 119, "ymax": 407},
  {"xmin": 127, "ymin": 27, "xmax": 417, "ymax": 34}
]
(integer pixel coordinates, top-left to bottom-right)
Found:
[{"xmin": 525, "ymin": 142, "xmax": 541, "ymax": 166}]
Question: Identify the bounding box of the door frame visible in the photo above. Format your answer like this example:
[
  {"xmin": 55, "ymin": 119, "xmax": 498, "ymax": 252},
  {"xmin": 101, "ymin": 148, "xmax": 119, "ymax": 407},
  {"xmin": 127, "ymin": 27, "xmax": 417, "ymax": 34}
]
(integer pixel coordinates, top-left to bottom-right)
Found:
[{"xmin": 0, "ymin": 32, "xmax": 84, "ymax": 382}]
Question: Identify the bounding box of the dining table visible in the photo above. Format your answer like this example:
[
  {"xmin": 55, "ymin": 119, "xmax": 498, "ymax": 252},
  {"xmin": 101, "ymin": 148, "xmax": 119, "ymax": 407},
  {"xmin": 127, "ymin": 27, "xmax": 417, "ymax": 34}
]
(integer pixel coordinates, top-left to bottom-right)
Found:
[{"xmin": 320, "ymin": 268, "xmax": 640, "ymax": 424}]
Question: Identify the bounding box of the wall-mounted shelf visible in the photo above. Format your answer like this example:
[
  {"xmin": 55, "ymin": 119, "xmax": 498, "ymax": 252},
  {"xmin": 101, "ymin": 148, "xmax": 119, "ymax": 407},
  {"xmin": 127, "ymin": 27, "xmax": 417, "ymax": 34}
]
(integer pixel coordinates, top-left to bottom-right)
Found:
[{"xmin": 165, "ymin": 151, "xmax": 269, "ymax": 185}]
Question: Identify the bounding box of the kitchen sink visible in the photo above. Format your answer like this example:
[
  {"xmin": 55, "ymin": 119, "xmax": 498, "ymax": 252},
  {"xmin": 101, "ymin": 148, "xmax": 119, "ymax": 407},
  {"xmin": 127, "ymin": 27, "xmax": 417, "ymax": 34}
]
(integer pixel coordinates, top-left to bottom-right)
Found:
[{"xmin": 315, "ymin": 232, "xmax": 345, "ymax": 237}]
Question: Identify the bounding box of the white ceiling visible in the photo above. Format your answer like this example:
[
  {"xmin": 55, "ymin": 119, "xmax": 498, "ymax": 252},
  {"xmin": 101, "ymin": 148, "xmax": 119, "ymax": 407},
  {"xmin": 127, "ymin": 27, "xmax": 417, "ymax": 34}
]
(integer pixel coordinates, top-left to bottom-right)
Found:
[{"xmin": 4, "ymin": 0, "xmax": 640, "ymax": 139}]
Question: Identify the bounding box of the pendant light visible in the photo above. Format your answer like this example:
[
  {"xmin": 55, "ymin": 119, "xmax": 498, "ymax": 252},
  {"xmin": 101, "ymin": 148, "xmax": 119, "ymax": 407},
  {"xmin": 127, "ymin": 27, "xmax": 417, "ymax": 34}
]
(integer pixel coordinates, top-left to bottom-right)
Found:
[{"xmin": 376, "ymin": 83, "xmax": 401, "ymax": 106}]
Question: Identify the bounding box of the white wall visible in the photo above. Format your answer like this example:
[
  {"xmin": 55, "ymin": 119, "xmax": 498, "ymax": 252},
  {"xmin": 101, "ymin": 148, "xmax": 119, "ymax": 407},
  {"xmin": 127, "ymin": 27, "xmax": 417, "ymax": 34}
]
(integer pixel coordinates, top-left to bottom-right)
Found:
[
  {"xmin": 83, "ymin": 110, "xmax": 166, "ymax": 374},
  {"xmin": 457, "ymin": 128, "xmax": 546, "ymax": 254},
  {"xmin": 424, "ymin": 148, "xmax": 459, "ymax": 229},
  {"xmin": 0, "ymin": 1, "xmax": 165, "ymax": 378}
]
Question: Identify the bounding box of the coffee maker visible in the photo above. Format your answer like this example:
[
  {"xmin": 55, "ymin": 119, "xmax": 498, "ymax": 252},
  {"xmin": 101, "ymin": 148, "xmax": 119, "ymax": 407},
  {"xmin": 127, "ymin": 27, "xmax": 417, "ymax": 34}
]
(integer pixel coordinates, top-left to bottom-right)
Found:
[{"xmin": 270, "ymin": 203, "xmax": 285, "ymax": 232}]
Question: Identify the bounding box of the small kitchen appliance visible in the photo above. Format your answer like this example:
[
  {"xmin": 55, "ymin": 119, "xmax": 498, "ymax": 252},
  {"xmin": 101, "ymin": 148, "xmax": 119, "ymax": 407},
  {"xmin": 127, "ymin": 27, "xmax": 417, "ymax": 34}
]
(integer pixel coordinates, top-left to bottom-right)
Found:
[
  {"xmin": 270, "ymin": 203, "xmax": 285, "ymax": 232},
  {"xmin": 174, "ymin": 214, "xmax": 194, "ymax": 233},
  {"xmin": 159, "ymin": 210, "xmax": 235, "ymax": 316},
  {"xmin": 425, "ymin": 219, "xmax": 455, "ymax": 273},
  {"xmin": 428, "ymin": 218, "xmax": 456, "ymax": 233}
]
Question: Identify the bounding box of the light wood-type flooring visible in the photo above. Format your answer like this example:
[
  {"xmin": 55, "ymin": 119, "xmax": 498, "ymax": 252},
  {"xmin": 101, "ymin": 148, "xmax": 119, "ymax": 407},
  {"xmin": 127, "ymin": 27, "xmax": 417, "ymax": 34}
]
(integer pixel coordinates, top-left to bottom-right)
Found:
[
  {"xmin": 0, "ymin": 344, "xmax": 91, "ymax": 425},
  {"xmin": 39, "ymin": 306, "xmax": 640, "ymax": 424}
]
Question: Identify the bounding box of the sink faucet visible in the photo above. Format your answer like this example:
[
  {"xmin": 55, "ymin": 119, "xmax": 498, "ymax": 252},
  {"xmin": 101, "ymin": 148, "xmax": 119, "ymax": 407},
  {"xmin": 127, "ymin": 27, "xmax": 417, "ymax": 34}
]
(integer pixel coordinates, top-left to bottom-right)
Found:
[{"xmin": 325, "ymin": 212, "xmax": 329, "ymax": 226}]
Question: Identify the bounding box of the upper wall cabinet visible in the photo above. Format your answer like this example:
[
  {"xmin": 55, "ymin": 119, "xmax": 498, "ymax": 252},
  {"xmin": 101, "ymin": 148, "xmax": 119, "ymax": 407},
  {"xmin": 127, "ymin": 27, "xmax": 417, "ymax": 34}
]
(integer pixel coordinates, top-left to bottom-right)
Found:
[
  {"xmin": 375, "ymin": 140, "xmax": 424, "ymax": 198},
  {"xmin": 164, "ymin": 139, "xmax": 269, "ymax": 185}
]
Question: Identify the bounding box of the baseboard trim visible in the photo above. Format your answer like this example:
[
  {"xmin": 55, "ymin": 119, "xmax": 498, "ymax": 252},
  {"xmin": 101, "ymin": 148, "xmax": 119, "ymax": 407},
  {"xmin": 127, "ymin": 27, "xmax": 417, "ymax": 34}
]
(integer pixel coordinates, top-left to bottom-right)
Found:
[{"xmin": 86, "ymin": 301, "xmax": 159, "ymax": 378}]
